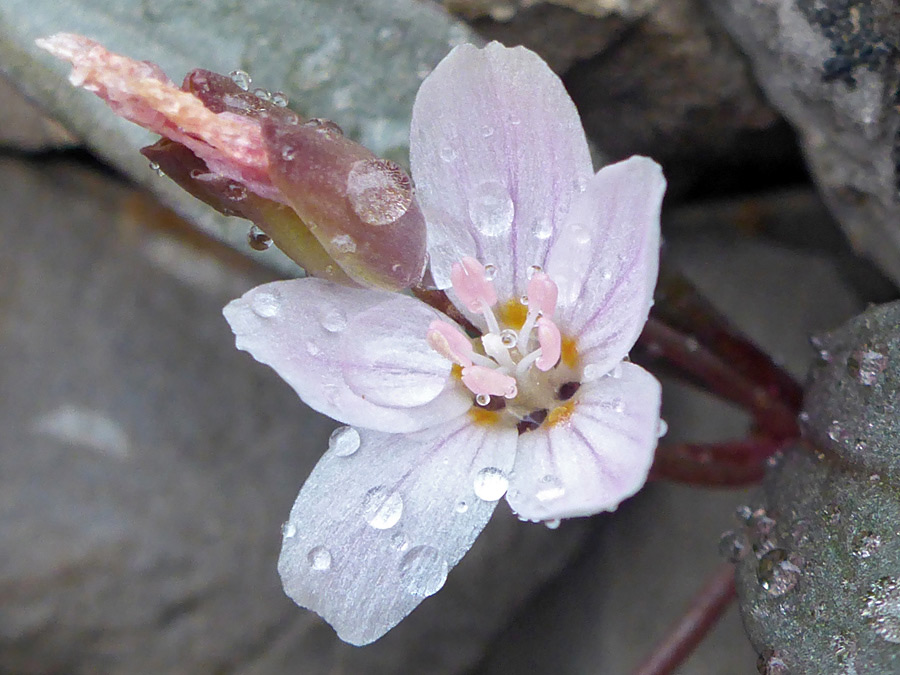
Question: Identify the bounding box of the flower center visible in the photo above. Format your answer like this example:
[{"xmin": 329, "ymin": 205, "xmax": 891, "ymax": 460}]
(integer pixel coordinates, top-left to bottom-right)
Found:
[{"xmin": 427, "ymin": 257, "xmax": 581, "ymax": 432}]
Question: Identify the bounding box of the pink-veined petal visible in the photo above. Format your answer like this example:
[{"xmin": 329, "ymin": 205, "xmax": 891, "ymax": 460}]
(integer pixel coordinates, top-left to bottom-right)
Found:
[
  {"xmin": 506, "ymin": 362, "xmax": 661, "ymax": 521},
  {"xmin": 278, "ymin": 414, "xmax": 518, "ymax": 645},
  {"xmin": 223, "ymin": 279, "xmax": 471, "ymax": 433},
  {"xmin": 410, "ymin": 42, "xmax": 593, "ymax": 300},
  {"xmin": 546, "ymin": 156, "xmax": 665, "ymax": 374}
]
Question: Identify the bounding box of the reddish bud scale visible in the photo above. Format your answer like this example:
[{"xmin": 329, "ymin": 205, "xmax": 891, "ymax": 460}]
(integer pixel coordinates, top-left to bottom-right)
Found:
[{"xmin": 262, "ymin": 120, "xmax": 427, "ymax": 291}]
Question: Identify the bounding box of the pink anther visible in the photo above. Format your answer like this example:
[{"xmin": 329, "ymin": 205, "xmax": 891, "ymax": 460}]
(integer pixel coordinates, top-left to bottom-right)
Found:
[
  {"xmin": 427, "ymin": 320, "xmax": 474, "ymax": 367},
  {"xmin": 527, "ymin": 271, "xmax": 558, "ymax": 317},
  {"xmin": 461, "ymin": 365, "xmax": 518, "ymax": 399},
  {"xmin": 535, "ymin": 316, "xmax": 562, "ymax": 371},
  {"xmin": 450, "ymin": 256, "xmax": 498, "ymax": 313}
]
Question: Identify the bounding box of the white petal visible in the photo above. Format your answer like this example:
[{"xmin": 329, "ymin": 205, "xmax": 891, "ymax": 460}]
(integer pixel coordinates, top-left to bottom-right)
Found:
[
  {"xmin": 546, "ymin": 156, "xmax": 665, "ymax": 374},
  {"xmin": 223, "ymin": 279, "xmax": 471, "ymax": 433},
  {"xmin": 278, "ymin": 415, "xmax": 518, "ymax": 645},
  {"xmin": 506, "ymin": 362, "xmax": 661, "ymax": 521},
  {"xmin": 410, "ymin": 42, "xmax": 593, "ymax": 301}
]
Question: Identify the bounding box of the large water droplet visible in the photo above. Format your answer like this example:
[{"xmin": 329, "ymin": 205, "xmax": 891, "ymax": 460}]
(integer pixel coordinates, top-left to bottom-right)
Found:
[
  {"xmin": 303, "ymin": 117, "xmax": 343, "ymax": 137},
  {"xmin": 718, "ymin": 529, "xmax": 749, "ymax": 562},
  {"xmin": 536, "ymin": 475, "xmax": 565, "ymax": 502},
  {"xmin": 331, "ymin": 234, "xmax": 357, "ymax": 254},
  {"xmin": 399, "ymin": 545, "xmax": 448, "ymax": 597},
  {"xmin": 251, "ymin": 292, "xmax": 279, "ymax": 318},
  {"xmin": 468, "ymin": 180, "xmax": 514, "ymax": 237},
  {"xmin": 229, "ymin": 69, "xmax": 251, "ymax": 90},
  {"xmin": 320, "ymin": 307, "xmax": 347, "ymax": 333},
  {"xmin": 271, "ymin": 91, "xmax": 289, "ymax": 107},
  {"xmin": 848, "ymin": 348, "xmax": 888, "ymax": 386},
  {"xmin": 757, "ymin": 549, "xmax": 803, "ymax": 597},
  {"xmin": 347, "ymin": 158, "xmax": 412, "ymax": 226},
  {"xmin": 473, "ymin": 467, "xmax": 509, "ymax": 501},
  {"xmin": 862, "ymin": 577, "xmax": 900, "ymax": 643},
  {"xmin": 307, "ymin": 545, "xmax": 332, "ymax": 571},
  {"xmin": 362, "ymin": 486, "xmax": 403, "ymax": 529},
  {"xmin": 328, "ymin": 426, "xmax": 360, "ymax": 457}
]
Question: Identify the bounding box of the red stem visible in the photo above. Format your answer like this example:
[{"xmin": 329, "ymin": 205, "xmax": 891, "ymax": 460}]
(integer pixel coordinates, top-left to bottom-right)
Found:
[
  {"xmin": 649, "ymin": 438, "xmax": 787, "ymax": 487},
  {"xmin": 630, "ymin": 563, "xmax": 737, "ymax": 675}
]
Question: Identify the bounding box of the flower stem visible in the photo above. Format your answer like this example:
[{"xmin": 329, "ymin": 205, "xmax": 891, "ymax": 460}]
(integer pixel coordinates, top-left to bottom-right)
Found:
[
  {"xmin": 630, "ymin": 563, "xmax": 736, "ymax": 675},
  {"xmin": 649, "ymin": 438, "xmax": 787, "ymax": 486}
]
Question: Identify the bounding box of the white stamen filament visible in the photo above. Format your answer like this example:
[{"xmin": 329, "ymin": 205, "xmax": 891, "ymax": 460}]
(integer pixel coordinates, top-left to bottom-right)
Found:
[
  {"xmin": 516, "ymin": 348, "xmax": 543, "ymax": 377},
  {"xmin": 482, "ymin": 333, "xmax": 516, "ymax": 370}
]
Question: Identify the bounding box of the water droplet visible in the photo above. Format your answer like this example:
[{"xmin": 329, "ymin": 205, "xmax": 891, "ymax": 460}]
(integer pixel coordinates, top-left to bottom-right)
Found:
[
  {"xmin": 828, "ymin": 420, "xmax": 844, "ymax": 443},
  {"xmin": 656, "ymin": 418, "xmax": 668, "ymax": 438},
  {"xmin": 439, "ymin": 146, "xmax": 457, "ymax": 162},
  {"xmin": 328, "ymin": 426, "xmax": 360, "ymax": 457},
  {"xmin": 509, "ymin": 113, "xmax": 521, "ymax": 125},
  {"xmin": 852, "ymin": 530, "xmax": 882, "ymax": 559},
  {"xmin": 251, "ymin": 292, "xmax": 279, "ymax": 318},
  {"xmin": 473, "ymin": 467, "xmax": 509, "ymax": 501},
  {"xmin": 303, "ymin": 118, "xmax": 344, "ymax": 136},
  {"xmin": 271, "ymin": 91, "xmax": 289, "ymax": 107},
  {"xmin": 347, "ymin": 159, "xmax": 412, "ymax": 226},
  {"xmin": 399, "ymin": 545, "xmax": 448, "ymax": 597},
  {"xmin": 475, "ymin": 393, "xmax": 491, "ymax": 407},
  {"xmin": 252, "ymin": 87, "xmax": 271, "ymax": 101},
  {"xmin": 571, "ymin": 225, "xmax": 590, "ymax": 245},
  {"xmin": 718, "ymin": 529, "xmax": 749, "ymax": 562},
  {"xmin": 331, "ymin": 234, "xmax": 357, "ymax": 254},
  {"xmin": 610, "ymin": 363, "xmax": 623, "ymax": 379},
  {"xmin": 581, "ymin": 363, "xmax": 603, "ymax": 382},
  {"xmin": 544, "ymin": 519, "xmax": 561, "ymax": 530},
  {"xmin": 148, "ymin": 160, "xmax": 163, "ymax": 176},
  {"xmin": 229, "ymin": 69, "xmax": 251, "ymax": 90},
  {"xmin": 281, "ymin": 146, "xmax": 296, "ymax": 161},
  {"xmin": 281, "ymin": 521, "xmax": 297, "ymax": 539},
  {"xmin": 389, "ymin": 531, "xmax": 409, "ymax": 552},
  {"xmin": 225, "ymin": 183, "xmax": 248, "ymax": 201},
  {"xmin": 862, "ymin": 577, "xmax": 900, "ymax": 643},
  {"xmin": 305, "ymin": 341, "xmax": 321, "ymax": 356},
  {"xmin": 613, "ymin": 399, "xmax": 625, "ymax": 414},
  {"xmin": 536, "ymin": 475, "xmax": 565, "ymax": 502},
  {"xmin": 362, "ymin": 486, "xmax": 403, "ymax": 529},
  {"xmin": 455, "ymin": 500, "xmax": 468, "ymax": 514},
  {"xmin": 848, "ymin": 348, "xmax": 888, "ymax": 385},
  {"xmin": 481, "ymin": 124, "xmax": 494, "ymax": 138},
  {"xmin": 320, "ymin": 307, "xmax": 347, "ymax": 333},
  {"xmin": 685, "ymin": 336, "xmax": 700, "ymax": 352},
  {"xmin": 483, "ymin": 263, "xmax": 497, "ymax": 281},
  {"xmin": 468, "ymin": 180, "xmax": 514, "ymax": 236},
  {"xmin": 526, "ymin": 264, "xmax": 543, "ymax": 279},
  {"xmin": 248, "ymin": 225, "xmax": 272, "ymax": 251},
  {"xmin": 519, "ymin": 295, "xmax": 529, "ymax": 306},
  {"xmin": 757, "ymin": 549, "xmax": 802, "ymax": 597},
  {"xmin": 735, "ymin": 504, "xmax": 754, "ymax": 524},
  {"xmin": 499, "ymin": 329, "xmax": 517, "ymax": 348},
  {"xmin": 307, "ymin": 545, "xmax": 332, "ymax": 570},
  {"xmin": 535, "ymin": 218, "xmax": 553, "ymax": 240}
]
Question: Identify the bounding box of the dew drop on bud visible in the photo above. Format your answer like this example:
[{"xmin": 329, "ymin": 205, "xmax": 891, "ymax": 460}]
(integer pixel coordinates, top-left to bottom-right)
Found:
[
  {"xmin": 252, "ymin": 87, "xmax": 271, "ymax": 101},
  {"xmin": 148, "ymin": 160, "xmax": 163, "ymax": 176},
  {"xmin": 328, "ymin": 426, "xmax": 360, "ymax": 457},
  {"xmin": 346, "ymin": 158, "xmax": 413, "ymax": 226},
  {"xmin": 229, "ymin": 69, "xmax": 251, "ymax": 90},
  {"xmin": 757, "ymin": 548, "xmax": 803, "ymax": 597},
  {"xmin": 303, "ymin": 117, "xmax": 344, "ymax": 136},
  {"xmin": 473, "ymin": 467, "xmax": 509, "ymax": 501},
  {"xmin": 271, "ymin": 91, "xmax": 289, "ymax": 107},
  {"xmin": 248, "ymin": 225, "xmax": 272, "ymax": 251}
]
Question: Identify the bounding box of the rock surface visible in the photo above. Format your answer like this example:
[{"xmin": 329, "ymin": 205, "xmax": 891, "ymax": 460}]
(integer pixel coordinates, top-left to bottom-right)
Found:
[
  {"xmin": 0, "ymin": 157, "xmax": 587, "ymax": 674},
  {"xmin": 710, "ymin": 0, "xmax": 900, "ymax": 287}
]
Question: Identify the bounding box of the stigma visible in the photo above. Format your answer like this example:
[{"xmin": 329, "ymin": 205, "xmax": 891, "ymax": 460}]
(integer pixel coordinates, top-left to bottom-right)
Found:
[{"xmin": 428, "ymin": 257, "xmax": 579, "ymax": 430}]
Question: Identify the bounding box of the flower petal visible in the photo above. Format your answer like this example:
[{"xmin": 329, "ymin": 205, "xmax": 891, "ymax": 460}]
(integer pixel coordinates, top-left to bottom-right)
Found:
[
  {"xmin": 278, "ymin": 415, "xmax": 518, "ymax": 645},
  {"xmin": 223, "ymin": 278, "xmax": 471, "ymax": 433},
  {"xmin": 410, "ymin": 42, "xmax": 593, "ymax": 299},
  {"xmin": 546, "ymin": 156, "xmax": 665, "ymax": 374},
  {"xmin": 506, "ymin": 362, "xmax": 661, "ymax": 521}
]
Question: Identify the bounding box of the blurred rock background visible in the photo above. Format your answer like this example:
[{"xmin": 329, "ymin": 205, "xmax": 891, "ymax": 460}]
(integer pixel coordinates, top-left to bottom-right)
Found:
[{"xmin": 0, "ymin": 0, "xmax": 897, "ymax": 673}]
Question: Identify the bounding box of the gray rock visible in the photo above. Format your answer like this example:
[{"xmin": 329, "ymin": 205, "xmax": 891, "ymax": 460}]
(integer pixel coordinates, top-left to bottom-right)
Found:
[
  {"xmin": 0, "ymin": 0, "xmax": 479, "ymax": 276},
  {"xmin": 709, "ymin": 0, "xmax": 900, "ymax": 288},
  {"xmin": 0, "ymin": 157, "xmax": 587, "ymax": 674}
]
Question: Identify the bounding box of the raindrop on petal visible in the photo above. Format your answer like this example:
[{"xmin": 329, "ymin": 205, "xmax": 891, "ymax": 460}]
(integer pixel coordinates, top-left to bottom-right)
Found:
[
  {"xmin": 346, "ymin": 158, "xmax": 413, "ymax": 226},
  {"xmin": 399, "ymin": 545, "xmax": 448, "ymax": 597},
  {"xmin": 390, "ymin": 531, "xmax": 409, "ymax": 551},
  {"xmin": 454, "ymin": 500, "xmax": 468, "ymax": 514},
  {"xmin": 320, "ymin": 307, "xmax": 347, "ymax": 333},
  {"xmin": 362, "ymin": 486, "xmax": 403, "ymax": 529},
  {"xmin": 328, "ymin": 426, "xmax": 360, "ymax": 457},
  {"xmin": 468, "ymin": 180, "xmax": 514, "ymax": 237},
  {"xmin": 439, "ymin": 146, "xmax": 458, "ymax": 162},
  {"xmin": 535, "ymin": 218, "xmax": 553, "ymax": 240},
  {"xmin": 251, "ymin": 292, "xmax": 279, "ymax": 318},
  {"xmin": 536, "ymin": 475, "xmax": 565, "ymax": 502},
  {"xmin": 307, "ymin": 546, "xmax": 332, "ymax": 571},
  {"xmin": 656, "ymin": 418, "xmax": 669, "ymax": 438},
  {"xmin": 473, "ymin": 467, "xmax": 509, "ymax": 501}
]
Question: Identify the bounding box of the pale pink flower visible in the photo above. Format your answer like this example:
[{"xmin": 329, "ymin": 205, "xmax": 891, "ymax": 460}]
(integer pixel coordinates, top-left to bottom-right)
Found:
[{"xmin": 223, "ymin": 42, "xmax": 665, "ymax": 645}]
